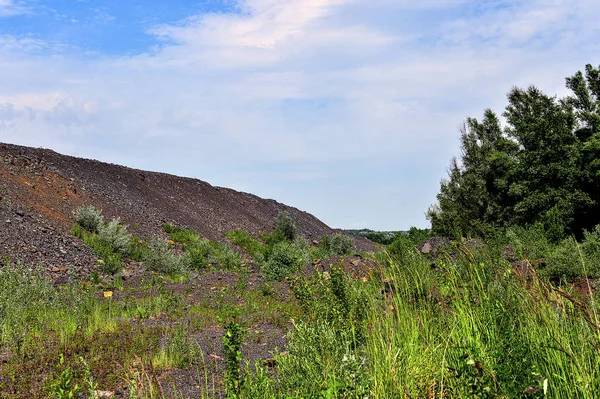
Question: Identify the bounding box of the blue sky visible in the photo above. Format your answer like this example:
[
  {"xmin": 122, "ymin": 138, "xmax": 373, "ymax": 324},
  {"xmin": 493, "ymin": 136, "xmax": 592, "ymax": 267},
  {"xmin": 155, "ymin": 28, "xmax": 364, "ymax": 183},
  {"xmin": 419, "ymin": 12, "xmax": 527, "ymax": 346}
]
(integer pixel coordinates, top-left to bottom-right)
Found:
[{"xmin": 1, "ymin": 0, "xmax": 599, "ymax": 230}]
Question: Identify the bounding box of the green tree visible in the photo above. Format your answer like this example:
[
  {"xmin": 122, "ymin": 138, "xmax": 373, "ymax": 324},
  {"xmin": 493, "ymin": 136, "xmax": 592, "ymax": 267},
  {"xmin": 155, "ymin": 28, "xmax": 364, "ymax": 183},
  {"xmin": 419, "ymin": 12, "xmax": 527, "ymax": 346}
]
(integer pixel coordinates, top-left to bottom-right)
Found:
[
  {"xmin": 429, "ymin": 64, "xmax": 600, "ymax": 240},
  {"xmin": 503, "ymin": 85, "xmax": 592, "ymax": 240}
]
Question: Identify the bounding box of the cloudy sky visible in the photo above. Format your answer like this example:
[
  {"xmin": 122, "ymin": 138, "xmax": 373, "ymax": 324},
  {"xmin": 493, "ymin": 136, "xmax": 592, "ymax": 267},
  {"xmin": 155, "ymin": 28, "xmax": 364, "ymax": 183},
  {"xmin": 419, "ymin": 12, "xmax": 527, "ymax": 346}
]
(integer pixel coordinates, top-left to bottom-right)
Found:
[{"xmin": 0, "ymin": 0, "xmax": 598, "ymax": 230}]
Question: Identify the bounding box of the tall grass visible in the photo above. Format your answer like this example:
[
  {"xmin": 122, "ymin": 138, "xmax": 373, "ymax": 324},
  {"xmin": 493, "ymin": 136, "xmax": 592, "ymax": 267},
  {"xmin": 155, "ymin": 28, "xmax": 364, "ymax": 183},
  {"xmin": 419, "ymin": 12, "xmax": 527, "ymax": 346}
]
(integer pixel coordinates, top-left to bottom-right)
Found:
[
  {"xmin": 236, "ymin": 241, "xmax": 600, "ymax": 398},
  {"xmin": 364, "ymin": 245, "xmax": 599, "ymax": 398}
]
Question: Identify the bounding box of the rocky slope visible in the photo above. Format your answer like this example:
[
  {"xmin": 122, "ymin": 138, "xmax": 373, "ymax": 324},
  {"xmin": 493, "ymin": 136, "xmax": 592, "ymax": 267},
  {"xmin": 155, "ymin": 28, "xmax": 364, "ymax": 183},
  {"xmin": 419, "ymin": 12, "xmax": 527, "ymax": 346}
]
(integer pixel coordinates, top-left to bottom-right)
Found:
[{"xmin": 0, "ymin": 142, "xmax": 374, "ymax": 277}]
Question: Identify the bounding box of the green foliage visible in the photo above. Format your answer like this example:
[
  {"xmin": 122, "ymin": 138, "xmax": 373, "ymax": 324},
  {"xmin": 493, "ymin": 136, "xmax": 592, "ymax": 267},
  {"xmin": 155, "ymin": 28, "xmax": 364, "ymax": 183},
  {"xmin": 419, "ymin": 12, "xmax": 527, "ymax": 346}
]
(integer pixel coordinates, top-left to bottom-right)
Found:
[
  {"xmin": 164, "ymin": 224, "xmax": 243, "ymax": 270},
  {"xmin": 319, "ymin": 234, "xmax": 356, "ymax": 257},
  {"xmin": 75, "ymin": 224, "xmax": 123, "ymax": 275},
  {"xmin": 97, "ymin": 218, "xmax": 132, "ymax": 257},
  {"xmin": 75, "ymin": 205, "xmax": 103, "ymax": 233},
  {"xmin": 262, "ymin": 238, "xmax": 309, "ymax": 281},
  {"xmin": 282, "ymin": 268, "xmax": 372, "ymax": 397},
  {"xmin": 144, "ymin": 237, "xmax": 189, "ymax": 275},
  {"xmin": 129, "ymin": 236, "xmax": 149, "ymax": 262},
  {"xmin": 345, "ymin": 229, "xmax": 398, "ymax": 245},
  {"xmin": 276, "ymin": 319, "xmax": 370, "ymax": 398},
  {"xmin": 72, "ymin": 209, "xmax": 137, "ymax": 275},
  {"xmin": 48, "ymin": 354, "xmax": 80, "ymax": 399},
  {"xmin": 209, "ymin": 241, "xmax": 244, "ymax": 270},
  {"xmin": 226, "ymin": 229, "xmax": 267, "ymax": 262},
  {"xmin": 223, "ymin": 320, "xmax": 246, "ymax": 398},
  {"xmin": 161, "ymin": 324, "xmax": 200, "ymax": 368},
  {"xmin": 273, "ymin": 211, "xmax": 297, "ymax": 241},
  {"xmin": 429, "ymin": 64, "xmax": 600, "ymax": 241}
]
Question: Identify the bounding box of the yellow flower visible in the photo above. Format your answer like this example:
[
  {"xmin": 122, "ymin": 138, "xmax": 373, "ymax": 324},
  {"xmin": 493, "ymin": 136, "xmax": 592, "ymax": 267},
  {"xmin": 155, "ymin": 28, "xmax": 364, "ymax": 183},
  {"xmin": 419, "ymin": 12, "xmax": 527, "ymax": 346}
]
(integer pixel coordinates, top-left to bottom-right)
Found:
[
  {"xmin": 97, "ymin": 259, "xmax": 104, "ymax": 264},
  {"xmin": 103, "ymin": 291, "xmax": 113, "ymax": 298}
]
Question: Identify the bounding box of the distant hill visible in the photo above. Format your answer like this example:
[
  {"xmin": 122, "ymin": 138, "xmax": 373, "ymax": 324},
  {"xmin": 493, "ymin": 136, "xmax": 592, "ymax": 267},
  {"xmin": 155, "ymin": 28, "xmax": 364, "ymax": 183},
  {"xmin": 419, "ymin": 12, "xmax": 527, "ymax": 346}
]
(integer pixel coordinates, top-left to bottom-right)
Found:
[{"xmin": 0, "ymin": 142, "xmax": 374, "ymax": 275}]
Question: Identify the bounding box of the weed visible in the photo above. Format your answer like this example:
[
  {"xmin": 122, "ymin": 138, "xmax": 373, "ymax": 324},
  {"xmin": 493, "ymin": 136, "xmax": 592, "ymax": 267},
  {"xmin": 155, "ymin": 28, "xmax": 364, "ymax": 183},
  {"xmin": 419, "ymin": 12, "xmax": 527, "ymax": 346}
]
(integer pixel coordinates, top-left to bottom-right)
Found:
[
  {"xmin": 223, "ymin": 320, "xmax": 246, "ymax": 398},
  {"xmin": 48, "ymin": 354, "xmax": 81, "ymax": 399}
]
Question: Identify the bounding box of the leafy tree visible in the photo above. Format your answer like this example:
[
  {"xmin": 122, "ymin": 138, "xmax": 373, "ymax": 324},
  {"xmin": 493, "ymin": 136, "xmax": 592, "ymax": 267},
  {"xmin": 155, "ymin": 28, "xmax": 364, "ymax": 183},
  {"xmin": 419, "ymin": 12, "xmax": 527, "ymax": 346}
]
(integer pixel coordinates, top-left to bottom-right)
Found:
[
  {"xmin": 429, "ymin": 64, "xmax": 600, "ymax": 241},
  {"xmin": 503, "ymin": 86, "xmax": 592, "ymax": 240}
]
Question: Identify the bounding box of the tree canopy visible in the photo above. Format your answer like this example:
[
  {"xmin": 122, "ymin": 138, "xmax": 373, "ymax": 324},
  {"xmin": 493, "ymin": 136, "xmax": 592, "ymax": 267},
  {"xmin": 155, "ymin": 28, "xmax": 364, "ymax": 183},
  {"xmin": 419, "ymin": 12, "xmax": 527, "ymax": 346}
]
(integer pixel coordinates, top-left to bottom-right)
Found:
[{"xmin": 428, "ymin": 64, "xmax": 600, "ymax": 241}]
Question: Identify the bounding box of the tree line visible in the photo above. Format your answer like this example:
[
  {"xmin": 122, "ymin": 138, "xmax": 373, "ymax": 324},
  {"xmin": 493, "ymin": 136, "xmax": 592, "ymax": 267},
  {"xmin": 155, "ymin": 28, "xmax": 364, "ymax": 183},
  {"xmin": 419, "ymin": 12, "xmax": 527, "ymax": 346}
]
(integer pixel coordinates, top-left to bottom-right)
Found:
[{"xmin": 428, "ymin": 64, "xmax": 600, "ymax": 241}]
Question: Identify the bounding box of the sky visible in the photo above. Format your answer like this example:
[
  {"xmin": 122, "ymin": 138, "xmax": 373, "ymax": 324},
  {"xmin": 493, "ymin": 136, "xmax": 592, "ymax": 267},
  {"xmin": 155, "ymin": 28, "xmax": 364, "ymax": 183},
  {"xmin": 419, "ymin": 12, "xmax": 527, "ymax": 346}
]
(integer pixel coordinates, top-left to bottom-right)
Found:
[{"xmin": 0, "ymin": 0, "xmax": 599, "ymax": 230}]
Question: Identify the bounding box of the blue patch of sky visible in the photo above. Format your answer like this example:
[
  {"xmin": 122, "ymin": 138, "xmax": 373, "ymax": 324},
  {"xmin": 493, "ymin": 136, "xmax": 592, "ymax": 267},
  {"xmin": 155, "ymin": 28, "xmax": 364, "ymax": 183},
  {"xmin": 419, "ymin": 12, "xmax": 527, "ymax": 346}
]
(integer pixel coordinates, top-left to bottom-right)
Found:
[{"xmin": 0, "ymin": 0, "xmax": 238, "ymax": 55}]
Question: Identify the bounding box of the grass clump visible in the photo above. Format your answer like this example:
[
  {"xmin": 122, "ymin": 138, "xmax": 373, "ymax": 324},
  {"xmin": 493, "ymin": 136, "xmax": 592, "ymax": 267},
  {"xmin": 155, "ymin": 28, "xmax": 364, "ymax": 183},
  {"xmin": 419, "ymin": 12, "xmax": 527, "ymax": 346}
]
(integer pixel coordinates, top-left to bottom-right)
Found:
[{"xmin": 226, "ymin": 229, "xmax": 268, "ymax": 263}]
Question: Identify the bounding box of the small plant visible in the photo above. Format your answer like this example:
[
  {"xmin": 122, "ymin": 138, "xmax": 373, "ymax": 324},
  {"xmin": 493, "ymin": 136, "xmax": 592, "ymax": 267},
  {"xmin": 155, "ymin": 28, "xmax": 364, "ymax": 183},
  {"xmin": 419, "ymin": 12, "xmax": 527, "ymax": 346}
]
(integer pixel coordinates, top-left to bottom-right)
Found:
[
  {"xmin": 223, "ymin": 320, "xmax": 246, "ymax": 398},
  {"xmin": 90, "ymin": 269, "xmax": 102, "ymax": 285},
  {"xmin": 79, "ymin": 356, "xmax": 98, "ymax": 398},
  {"xmin": 71, "ymin": 223, "xmax": 84, "ymax": 239},
  {"xmin": 48, "ymin": 354, "xmax": 81, "ymax": 399},
  {"xmin": 129, "ymin": 236, "xmax": 149, "ymax": 262},
  {"xmin": 157, "ymin": 324, "xmax": 200, "ymax": 369},
  {"xmin": 76, "ymin": 205, "xmax": 103, "ymax": 233},
  {"xmin": 260, "ymin": 283, "xmax": 273, "ymax": 297}
]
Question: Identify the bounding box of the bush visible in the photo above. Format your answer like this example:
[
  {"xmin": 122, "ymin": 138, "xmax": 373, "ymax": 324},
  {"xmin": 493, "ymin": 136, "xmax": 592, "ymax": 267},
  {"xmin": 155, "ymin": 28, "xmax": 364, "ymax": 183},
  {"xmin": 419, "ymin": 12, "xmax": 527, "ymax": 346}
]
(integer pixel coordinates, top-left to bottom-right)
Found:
[
  {"xmin": 262, "ymin": 238, "xmax": 309, "ymax": 281},
  {"xmin": 274, "ymin": 211, "xmax": 297, "ymax": 241},
  {"xmin": 320, "ymin": 234, "xmax": 356, "ymax": 257},
  {"xmin": 582, "ymin": 225, "xmax": 600, "ymax": 278},
  {"xmin": 76, "ymin": 206, "xmax": 103, "ymax": 233},
  {"xmin": 97, "ymin": 218, "xmax": 132, "ymax": 257},
  {"xmin": 208, "ymin": 242, "xmax": 243, "ymax": 270},
  {"xmin": 144, "ymin": 238, "xmax": 189, "ymax": 275}
]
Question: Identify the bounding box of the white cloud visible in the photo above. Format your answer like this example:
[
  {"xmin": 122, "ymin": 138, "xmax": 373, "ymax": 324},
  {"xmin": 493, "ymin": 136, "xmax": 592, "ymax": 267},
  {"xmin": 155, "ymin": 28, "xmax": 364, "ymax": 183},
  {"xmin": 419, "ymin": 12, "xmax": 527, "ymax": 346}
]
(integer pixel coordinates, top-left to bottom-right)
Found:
[
  {"xmin": 0, "ymin": 0, "xmax": 28, "ymax": 17},
  {"xmin": 1, "ymin": 0, "xmax": 599, "ymax": 229}
]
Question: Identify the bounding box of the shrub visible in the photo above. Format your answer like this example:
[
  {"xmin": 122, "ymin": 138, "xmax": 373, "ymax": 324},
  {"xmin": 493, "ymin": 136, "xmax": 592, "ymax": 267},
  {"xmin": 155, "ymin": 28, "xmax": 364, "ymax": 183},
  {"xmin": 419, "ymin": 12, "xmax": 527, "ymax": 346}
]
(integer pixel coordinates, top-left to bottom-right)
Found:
[
  {"xmin": 320, "ymin": 234, "xmax": 356, "ymax": 257},
  {"xmin": 582, "ymin": 225, "xmax": 600, "ymax": 278},
  {"xmin": 185, "ymin": 239, "xmax": 212, "ymax": 269},
  {"xmin": 262, "ymin": 238, "xmax": 309, "ymax": 281},
  {"xmin": 76, "ymin": 205, "xmax": 103, "ymax": 233},
  {"xmin": 274, "ymin": 211, "xmax": 297, "ymax": 241},
  {"xmin": 97, "ymin": 218, "xmax": 131, "ymax": 256},
  {"xmin": 144, "ymin": 238, "xmax": 189, "ymax": 275},
  {"xmin": 208, "ymin": 242, "xmax": 243, "ymax": 270}
]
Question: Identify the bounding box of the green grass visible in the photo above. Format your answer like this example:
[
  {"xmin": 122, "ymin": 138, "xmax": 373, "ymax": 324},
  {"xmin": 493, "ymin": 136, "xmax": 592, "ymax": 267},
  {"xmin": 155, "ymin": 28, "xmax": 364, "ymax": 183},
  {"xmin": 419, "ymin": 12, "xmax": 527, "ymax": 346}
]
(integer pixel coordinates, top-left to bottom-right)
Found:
[
  {"xmin": 164, "ymin": 223, "xmax": 244, "ymax": 271},
  {"xmin": 4, "ymin": 223, "xmax": 600, "ymax": 398},
  {"xmin": 232, "ymin": 240, "xmax": 600, "ymax": 398}
]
